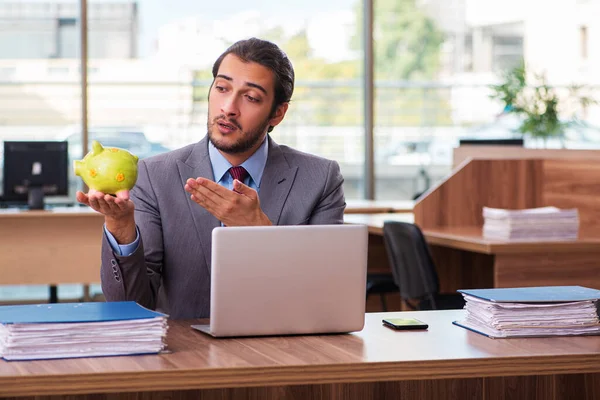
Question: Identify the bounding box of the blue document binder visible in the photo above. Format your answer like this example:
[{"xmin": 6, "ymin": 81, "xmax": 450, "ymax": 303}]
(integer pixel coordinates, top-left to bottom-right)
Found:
[
  {"xmin": 0, "ymin": 301, "xmax": 165, "ymax": 324},
  {"xmin": 453, "ymin": 286, "xmax": 600, "ymax": 339},
  {"xmin": 457, "ymin": 286, "xmax": 600, "ymax": 303}
]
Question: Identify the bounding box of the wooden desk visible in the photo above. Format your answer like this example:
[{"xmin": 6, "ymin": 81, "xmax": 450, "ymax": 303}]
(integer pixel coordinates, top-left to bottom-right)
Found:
[
  {"xmin": 0, "ymin": 209, "xmax": 406, "ymax": 286},
  {"xmin": 0, "ymin": 207, "xmax": 104, "ymax": 285},
  {"xmin": 346, "ymin": 213, "xmax": 600, "ymax": 293},
  {"xmin": 1, "ymin": 310, "xmax": 600, "ymax": 400},
  {"xmin": 423, "ymin": 226, "xmax": 600, "ymax": 254},
  {"xmin": 452, "ymin": 145, "xmax": 600, "ymax": 169},
  {"xmin": 344, "ymin": 213, "xmax": 414, "ymax": 234},
  {"xmin": 345, "ymin": 200, "xmax": 414, "ymax": 214}
]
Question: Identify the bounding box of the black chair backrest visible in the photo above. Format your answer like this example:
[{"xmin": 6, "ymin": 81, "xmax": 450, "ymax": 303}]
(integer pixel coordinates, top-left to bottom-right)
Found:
[{"xmin": 382, "ymin": 221, "xmax": 439, "ymax": 302}]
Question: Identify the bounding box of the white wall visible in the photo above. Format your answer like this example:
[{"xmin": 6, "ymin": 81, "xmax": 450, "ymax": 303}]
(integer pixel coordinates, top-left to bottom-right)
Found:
[
  {"xmin": 465, "ymin": 0, "xmax": 528, "ymax": 26},
  {"xmin": 524, "ymin": 0, "xmax": 597, "ymax": 84}
]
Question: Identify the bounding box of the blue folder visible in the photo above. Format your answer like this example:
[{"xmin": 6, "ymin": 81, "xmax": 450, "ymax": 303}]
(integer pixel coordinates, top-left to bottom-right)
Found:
[
  {"xmin": 0, "ymin": 301, "xmax": 165, "ymax": 324},
  {"xmin": 457, "ymin": 286, "xmax": 600, "ymax": 303}
]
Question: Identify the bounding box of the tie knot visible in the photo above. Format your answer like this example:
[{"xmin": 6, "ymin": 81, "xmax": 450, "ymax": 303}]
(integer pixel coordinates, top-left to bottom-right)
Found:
[{"xmin": 229, "ymin": 166, "xmax": 248, "ymax": 183}]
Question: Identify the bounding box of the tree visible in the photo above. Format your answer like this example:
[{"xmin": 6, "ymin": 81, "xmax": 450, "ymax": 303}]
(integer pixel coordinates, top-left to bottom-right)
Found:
[
  {"xmin": 281, "ymin": 30, "xmax": 312, "ymax": 61},
  {"xmin": 351, "ymin": 0, "xmax": 444, "ymax": 80},
  {"xmin": 191, "ymin": 1, "xmax": 449, "ymax": 128},
  {"xmin": 348, "ymin": 0, "xmax": 451, "ymax": 127},
  {"xmin": 275, "ymin": 30, "xmax": 361, "ymax": 126}
]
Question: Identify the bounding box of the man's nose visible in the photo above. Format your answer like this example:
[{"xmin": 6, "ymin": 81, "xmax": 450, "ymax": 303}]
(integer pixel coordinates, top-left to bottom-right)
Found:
[{"xmin": 221, "ymin": 96, "xmax": 239, "ymax": 117}]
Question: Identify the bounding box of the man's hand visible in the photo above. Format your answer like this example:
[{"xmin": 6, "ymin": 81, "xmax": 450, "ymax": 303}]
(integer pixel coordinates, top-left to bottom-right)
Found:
[
  {"xmin": 184, "ymin": 178, "xmax": 272, "ymax": 226},
  {"xmin": 76, "ymin": 189, "xmax": 137, "ymax": 244}
]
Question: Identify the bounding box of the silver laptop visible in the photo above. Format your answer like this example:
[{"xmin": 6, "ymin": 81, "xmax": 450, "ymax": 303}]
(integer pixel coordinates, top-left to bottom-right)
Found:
[{"xmin": 192, "ymin": 224, "xmax": 368, "ymax": 337}]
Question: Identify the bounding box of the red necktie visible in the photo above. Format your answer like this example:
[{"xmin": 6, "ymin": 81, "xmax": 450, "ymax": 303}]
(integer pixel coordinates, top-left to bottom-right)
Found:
[{"xmin": 229, "ymin": 166, "xmax": 248, "ymax": 184}]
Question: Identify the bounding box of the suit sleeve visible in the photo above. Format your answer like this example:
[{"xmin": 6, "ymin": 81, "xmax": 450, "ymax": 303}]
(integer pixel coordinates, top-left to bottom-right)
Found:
[
  {"xmin": 100, "ymin": 159, "xmax": 163, "ymax": 310},
  {"xmin": 308, "ymin": 159, "xmax": 346, "ymax": 225}
]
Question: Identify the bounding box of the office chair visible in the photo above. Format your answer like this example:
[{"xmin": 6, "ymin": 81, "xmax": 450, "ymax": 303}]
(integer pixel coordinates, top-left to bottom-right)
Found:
[{"xmin": 382, "ymin": 221, "xmax": 465, "ymax": 310}]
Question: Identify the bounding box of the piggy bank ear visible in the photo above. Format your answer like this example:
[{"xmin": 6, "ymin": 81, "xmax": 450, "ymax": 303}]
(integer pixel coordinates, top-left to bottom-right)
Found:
[{"xmin": 91, "ymin": 140, "xmax": 104, "ymax": 155}]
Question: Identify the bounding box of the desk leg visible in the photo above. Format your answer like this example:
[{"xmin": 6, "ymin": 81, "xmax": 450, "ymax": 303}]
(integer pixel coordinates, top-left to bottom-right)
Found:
[
  {"xmin": 49, "ymin": 285, "xmax": 58, "ymax": 303},
  {"xmin": 494, "ymin": 251, "xmax": 600, "ymax": 288},
  {"xmin": 83, "ymin": 284, "xmax": 91, "ymax": 302}
]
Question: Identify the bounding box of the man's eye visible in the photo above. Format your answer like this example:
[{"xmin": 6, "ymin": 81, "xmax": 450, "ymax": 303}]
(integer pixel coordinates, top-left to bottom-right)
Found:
[
  {"xmin": 215, "ymin": 86, "xmax": 226, "ymax": 92},
  {"xmin": 246, "ymin": 95, "xmax": 259, "ymax": 103}
]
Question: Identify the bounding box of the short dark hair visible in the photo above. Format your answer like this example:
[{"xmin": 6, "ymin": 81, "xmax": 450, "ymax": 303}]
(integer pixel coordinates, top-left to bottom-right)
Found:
[{"xmin": 212, "ymin": 38, "xmax": 295, "ymax": 133}]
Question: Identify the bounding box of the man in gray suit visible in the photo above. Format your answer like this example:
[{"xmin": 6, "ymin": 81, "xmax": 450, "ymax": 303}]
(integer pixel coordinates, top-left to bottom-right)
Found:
[{"xmin": 76, "ymin": 38, "xmax": 346, "ymax": 319}]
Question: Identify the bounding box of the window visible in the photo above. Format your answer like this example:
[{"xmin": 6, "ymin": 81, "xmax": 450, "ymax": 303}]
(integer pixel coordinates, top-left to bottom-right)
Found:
[
  {"xmin": 88, "ymin": 0, "xmax": 364, "ymax": 198},
  {"xmin": 581, "ymin": 25, "xmax": 588, "ymax": 60},
  {"xmin": 373, "ymin": 0, "xmax": 600, "ymax": 200},
  {"xmin": 57, "ymin": 18, "xmax": 78, "ymax": 59},
  {"xmin": 0, "ymin": 0, "xmax": 82, "ymax": 302},
  {"xmin": 0, "ymin": 2, "xmax": 81, "ymax": 203}
]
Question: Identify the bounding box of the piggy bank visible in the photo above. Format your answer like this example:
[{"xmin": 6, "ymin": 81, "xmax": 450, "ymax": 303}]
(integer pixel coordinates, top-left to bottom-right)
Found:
[{"xmin": 74, "ymin": 140, "xmax": 139, "ymax": 195}]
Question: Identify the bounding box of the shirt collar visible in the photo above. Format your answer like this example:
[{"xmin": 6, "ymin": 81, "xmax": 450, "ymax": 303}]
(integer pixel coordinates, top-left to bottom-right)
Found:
[{"xmin": 208, "ymin": 136, "xmax": 269, "ymax": 187}]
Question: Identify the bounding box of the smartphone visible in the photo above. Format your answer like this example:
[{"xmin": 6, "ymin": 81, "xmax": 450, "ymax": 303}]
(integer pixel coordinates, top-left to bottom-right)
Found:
[{"xmin": 382, "ymin": 318, "xmax": 428, "ymax": 330}]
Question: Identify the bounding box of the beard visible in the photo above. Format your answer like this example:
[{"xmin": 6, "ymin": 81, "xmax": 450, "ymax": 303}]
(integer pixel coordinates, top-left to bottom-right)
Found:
[{"xmin": 207, "ymin": 114, "xmax": 271, "ymax": 154}]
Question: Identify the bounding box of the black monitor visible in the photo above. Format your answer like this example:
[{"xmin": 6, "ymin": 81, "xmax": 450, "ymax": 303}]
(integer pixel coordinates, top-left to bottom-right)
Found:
[
  {"xmin": 2, "ymin": 141, "xmax": 69, "ymax": 209},
  {"xmin": 459, "ymin": 138, "xmax": 524, "ymax": 146}
]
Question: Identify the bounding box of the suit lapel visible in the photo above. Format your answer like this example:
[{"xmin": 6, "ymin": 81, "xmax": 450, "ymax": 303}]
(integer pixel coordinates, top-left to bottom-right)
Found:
[
  {"xmin": 260, "ymin": 137, "xmax": 298, "ymax": 225},
  {"xmin": 176, "ymin": 137, "xmax": 220, "ymax": 274}
]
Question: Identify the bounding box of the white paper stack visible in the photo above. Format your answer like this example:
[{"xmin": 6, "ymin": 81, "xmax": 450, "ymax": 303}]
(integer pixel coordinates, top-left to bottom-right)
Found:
[
  {"xmin": 482, "ymin": 206, "xmax": 579, "ymax": 240},
  {"xmin": 0, "ymin": 302, "xmax": 168, "ymax": 361},
  {"xmin": 453, "ymin": 286, "xmax": 600, "ymax": 339}
]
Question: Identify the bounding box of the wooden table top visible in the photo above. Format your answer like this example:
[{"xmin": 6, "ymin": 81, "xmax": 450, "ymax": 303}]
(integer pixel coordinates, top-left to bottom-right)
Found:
[
  {"xmin": 345, "ymin": 214, "xmax": 600, "ymax": 254},
  {"xmin": 423, "ymin": 226, "xmax": 600, "ymax": 254},
  {"xmin": 345, "ymin": 200, "xmax": 414, "ymax": 214},
  {"xmin": 2, "ymin": 310, "xmax": 600, "ymax": 397},
  {"xmin": 0, "ymin": 206, "xmax": 102, "ymax": 219},
  {"xmin": 344, "ymin": 213, "xmax": 415, "ymax": 234}
]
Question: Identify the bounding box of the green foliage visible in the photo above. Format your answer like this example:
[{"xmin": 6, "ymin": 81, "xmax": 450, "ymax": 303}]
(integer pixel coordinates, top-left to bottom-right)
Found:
[
  {"xmin": 489, "ymin": 62, "xmax": 526, "ymax": 114},
  {"xmin": 351, "ymin": 0, "xmax": 444, "ymax": 80},
  {"xmin": 490, "ymin": 62, "xmax": 596, "ymax": 142},
  {"xmin": 283, "ymin": 30, "xmax": 313, "ymax": 60},
  {"xmin": 518, "ymin": 81, "xmax": 563, "ymax": 139},
  {"xmin": 376, "ymin": 87, "xmax": 452, "ymax": 126},
  {"xmin": 192, "ymin": 0, "xmax": 448, "ymax": 127}
]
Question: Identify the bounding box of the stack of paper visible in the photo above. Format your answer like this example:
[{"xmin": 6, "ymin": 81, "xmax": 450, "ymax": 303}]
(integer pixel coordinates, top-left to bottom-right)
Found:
[
  {"xmin": 482, "ymin": 206, "xmax": 579, "ymax": 240},
  {"xmin": 0, "ymin": 301, "xmax": 168, "ymax": 361},
  {"xmin": 453, "ymin": 286, "xmax": 600, "ymax": 338}
]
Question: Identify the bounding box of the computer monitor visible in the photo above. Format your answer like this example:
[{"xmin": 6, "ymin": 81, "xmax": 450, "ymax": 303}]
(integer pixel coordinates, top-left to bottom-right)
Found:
[
  {"xmin": 459, "ymin": 138, "xmax": 524, "ymax": 146},
  {"xmin": 2, "ymin": 141, "xmax": 69, "ymax": 210}
]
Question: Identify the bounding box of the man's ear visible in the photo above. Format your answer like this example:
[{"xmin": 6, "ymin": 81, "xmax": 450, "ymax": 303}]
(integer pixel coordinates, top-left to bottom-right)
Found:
[{"xmin": 268, "ymin": 102, "xmax": 289, "ymax": 128}]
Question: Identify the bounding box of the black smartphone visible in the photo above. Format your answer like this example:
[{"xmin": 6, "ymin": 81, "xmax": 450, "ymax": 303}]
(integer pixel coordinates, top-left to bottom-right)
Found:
[{"xmin": 382, "ymin": 318, "xmax": 428, "ymax": 330}]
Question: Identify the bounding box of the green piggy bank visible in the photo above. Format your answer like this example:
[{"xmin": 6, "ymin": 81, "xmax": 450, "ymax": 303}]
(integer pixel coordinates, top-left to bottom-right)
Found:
[{"xmin": 74, "ymin": 140, "xmax": 139, "ymax": 195}]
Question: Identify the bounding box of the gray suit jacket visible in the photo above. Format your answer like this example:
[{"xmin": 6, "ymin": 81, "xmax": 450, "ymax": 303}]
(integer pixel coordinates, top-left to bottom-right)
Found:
[{"xmin": 100, "ymin": 135, "xmax": 346, "ymax": 319}]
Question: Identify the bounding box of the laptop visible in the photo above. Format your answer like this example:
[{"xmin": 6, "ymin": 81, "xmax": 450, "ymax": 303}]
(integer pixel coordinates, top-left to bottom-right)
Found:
[{"xmin": 192, "ymin": 224, "xmax": 368, "ymax": 337}]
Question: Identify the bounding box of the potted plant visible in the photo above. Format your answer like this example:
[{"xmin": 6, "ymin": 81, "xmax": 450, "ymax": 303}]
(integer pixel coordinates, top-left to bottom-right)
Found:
[{"xmin": 490, "ymin": 62, "xmax": 595, "ymax": 147}]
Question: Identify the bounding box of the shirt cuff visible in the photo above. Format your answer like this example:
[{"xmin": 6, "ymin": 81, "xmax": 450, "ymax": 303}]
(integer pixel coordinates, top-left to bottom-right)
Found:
[{"xmin": 103, "ymin": 225, "xmax": 140, "ymax": 256}]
